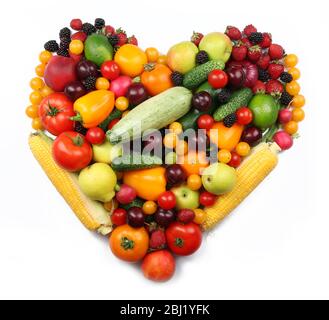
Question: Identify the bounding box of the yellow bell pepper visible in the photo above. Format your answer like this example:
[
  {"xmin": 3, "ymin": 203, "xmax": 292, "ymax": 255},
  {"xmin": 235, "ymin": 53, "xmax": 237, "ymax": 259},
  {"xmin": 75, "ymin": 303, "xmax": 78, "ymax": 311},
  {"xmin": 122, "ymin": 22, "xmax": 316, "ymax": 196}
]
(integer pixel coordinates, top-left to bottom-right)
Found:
[
  {"xmin": 123, "ymin": 167, "xmax": 166, "ymax": 201},
  {"xmin": 73, "ymin": 90, "xmax": 115, "ymax": 128}
]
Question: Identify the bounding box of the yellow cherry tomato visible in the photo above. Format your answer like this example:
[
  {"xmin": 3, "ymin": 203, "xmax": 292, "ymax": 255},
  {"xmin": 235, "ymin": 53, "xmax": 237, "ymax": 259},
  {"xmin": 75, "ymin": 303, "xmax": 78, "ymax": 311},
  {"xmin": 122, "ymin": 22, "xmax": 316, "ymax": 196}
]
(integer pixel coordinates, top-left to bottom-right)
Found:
[
  {"xmin": 32, "ymin": 118, "xmax": 43, "ymax": 130},
  {"xmin": 69, "ymin": 40, "xmax": 84, "ymax": 55},
  {"xmin": 145, "ymin": 47, "xmax": 160, "ymax": 63},
  {"xmin": 169, "ymin": 122, "xmax": 183, "ymax": 134},
  {"xmin": 30, "ymin": 77, "xmax": 44, "ymax": 90},
  {"xmin": 284, "ymin": 54, "xmax": 298, "ymax": 68},
  {"xmin": 39, "ymin": 50, "xmax": 52, "ymax": 64},
  {"xmin": 193, "ymin": 209, "xmax": 207, "ymax": 225},
  {"xmin": 187, "ymin": 174, "xmax": 202, "ymax": 191},
  {"xmin": 142, "ymin": 201, "xmax": 158, "ymax": 215},
  {"xmin": 40, "ymin": 85, "xmax": 54, "ymax": 97},
  {"xmin": 236, "ymin": 142, "xmax": 251, "ymax": 157},
  {"xmin": 35, "ymin": 64, "xmax": 46, "ymax": 77},
  {"xmin": 176, "ymin": 140, "xmax": 188, "ymax": 156},
  {"xmin": 157, "ymin": 55, "xmax": 167, "ymax": 65},
  {"xmin": 25, "ymin": 105, "xmax": 39, "ymax": 119},
  {"xmin": 163, "ymin": 133, "xmax": 178, "ymax": 149},
  {"xmin": 96, "ymin": 77, "xmax": 110, "ymax": 90},
  {"xmin": 288, "ymin": 67, "xmax": 301, "ymax": 81},
  {"xmin": 286, "ymin": 81, "xmax": 301, "ymax": 96},
  {"xmin": 115, "ymin": 97, "xmax": 129, "ymax": 111},
  {"xmin": 292, "ymin": 108, "xmax": 305, "ymax": 122},
  {"xmin": 292, "ymin": 94, "xmax": 305, "ymax": 108},
  {"xmin": 29, "ymin": 91, "xmax": 43, "ymax": 104},
  {"xmin": 284, "ymin": 121, "xmax": 298, "ymax": 135},
  {"xmin": 217, "ymin": 149, "xmax": 232, "ymax": 164}
]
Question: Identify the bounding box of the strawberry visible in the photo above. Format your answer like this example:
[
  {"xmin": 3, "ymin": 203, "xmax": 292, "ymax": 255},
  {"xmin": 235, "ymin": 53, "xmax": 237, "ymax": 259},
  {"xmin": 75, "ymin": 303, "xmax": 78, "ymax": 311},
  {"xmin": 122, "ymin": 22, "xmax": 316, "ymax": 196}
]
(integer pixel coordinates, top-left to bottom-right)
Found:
[
  {"xmin": 225, "ymin": 26, "xmax": 242, "ymax": 40},
  {"xmin": 268, "ymin": 63, "xmax": 284, "ymax": 80},
  {"xmin": 243, "ymin": 24, "xmax": 257, "ymax": 37},
  {"xmin": 128, "ymin": 35, "xmax": 138, "ymax": 46},
  {"xmin": 70, "ymin": 19, "xmax": 83, "ymax": 31},
  {"xmin": 105, "ymin": 25, "xmax": 115, "ymax": 35},
  {"xmin": 241, "ymin": 37, "xmax": 252, "ymax": 48},
  {"xmin": 269, "ymin": 44, "xmax": 284, "ymax": 60},
  {"xmin": 257, "ymin": 54, "xmax": 271, "ymax": 69},
  {"xmin": 150, "ymin": 230, "xmax": 166, "ymax": 249},
  {"xmin": 191, "ymin": 31, "xmax": 204, "ymax": 47},
  {"xmin": 266, "ymin": 80, "xmax": 284, "ymax": 98},
  {"xmin": 260, "ymin": 33, "xmax": 272, "ymax": 48},
  {"xmin": 232, "ymin": 45, "xmax": 248, "ymax": 61},
  {"xmin": 252, "ymin": 80, "xmax": 266, "ymax": 94},
  {"xmin": 71, "ymin": 31, "xmax": 87, "ymax": 42},
  {"xmin": 116, "ymin": 28, "xmax": 128, "ymax": 46},
  {"xmin": 248, "ymin": 46, "xmax": 261, "ymax": 63}
]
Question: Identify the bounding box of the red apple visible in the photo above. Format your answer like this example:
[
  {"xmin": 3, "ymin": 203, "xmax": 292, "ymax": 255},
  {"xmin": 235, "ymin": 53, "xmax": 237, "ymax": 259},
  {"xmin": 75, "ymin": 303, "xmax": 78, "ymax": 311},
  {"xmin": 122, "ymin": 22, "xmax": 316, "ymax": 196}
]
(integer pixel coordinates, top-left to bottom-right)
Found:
[{"xmin": 44, "ymin": 56, "xmax": 78, "ymax": 92}]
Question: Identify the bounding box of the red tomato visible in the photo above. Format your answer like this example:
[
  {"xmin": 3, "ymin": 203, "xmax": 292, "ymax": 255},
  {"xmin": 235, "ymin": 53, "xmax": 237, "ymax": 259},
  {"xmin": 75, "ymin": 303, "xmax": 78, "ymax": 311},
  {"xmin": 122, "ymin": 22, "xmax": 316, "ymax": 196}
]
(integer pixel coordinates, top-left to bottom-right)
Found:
[
  {"xmin": 101, "ymin": 61, "xmax": 120, "ymax": 81},
  {"xmin": 166, "ymin": 222, "xmax": 202, "ymax": 256},
  {"xmin": 236, "ymin": 107, "xmax": 253, "ymax": 125},
  {"xmin": 199, "ymin": 191, "xmax": 217, "ymax": 207},
  {"xmin": 39, "ymin": 93, "xmax": 75, "ymax": 136},
  {"xmin": 197, "ymin": 114, "xmax": 214, "ymax": 130},
  {"xmin": 111, "ymin": 208, "xmax": 127, "ymax": 226},
  {"xmin": 228, "ymin": 152, "xmax": 242, "ymax": 168},
  {"xmin": 108, "ymin": 118, "xmax": 120, "ymax": 130},
  {"xmin": 52, "ymin": 131, "xmax": 93, "ymax": 172},
  {"xmin": 86, "ymin": 127, "xmax": 105, "ymax": 145},
  {"xmin": 158, "ymin": 191, "xmax": 176, "ymax": 210},
  {"xmin": 208, "ymin": 70, "xmax": 228, "ymax": 89}
]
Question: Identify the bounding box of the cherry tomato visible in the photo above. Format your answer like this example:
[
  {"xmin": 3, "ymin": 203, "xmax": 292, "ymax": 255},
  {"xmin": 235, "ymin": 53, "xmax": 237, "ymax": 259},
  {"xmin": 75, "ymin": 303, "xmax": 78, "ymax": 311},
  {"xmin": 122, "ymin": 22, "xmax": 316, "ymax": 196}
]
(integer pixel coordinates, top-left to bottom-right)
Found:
[
  {"xmin": 292, "ymin": 108, "xmax": 305, "ymax": 122},
  {"xmin": 108, "ymin": 118, "xmax": 120, "ymax": 130},
  {"xmin": 29, "ymin": 91, "xmax": 43, "ymax": 105},
  {"xmin": 39, "ymin": 51, "xmax": 52, "ymax": 64},
  {"xmin": 165, "ymin": 222, "xmax": 202, "ymax": 256},
  {"xmin": 25, "ymin": 105, "xmax": 39, "ymax": 119},
  {"xmin": 145, "ymin": 47, "xmax": 160, "ymax": 63},
  {"xmin": 111, "ymin": 208, "xmax": 127, "ymax": 226},
  {"xmin": 95, "ymin": 77, "xmax": 110, "ymax": 90},
  {"xmin": 169, "ymin": 122, "xmax": 183, "ymax": 134},
  {"xmin": 175, "ymin": 141, "xmax": 188, "ymax": 156},
  {"xmin": 217, "ymin": 149, "xmax": 232, "ymax": 164},
  {"xmin": 30, "ymin": 77, "xmax": 44, "ymax": 90},
  {"xmin": 228, "ymin": 152, "xmax": 242, "ymax": 168},
  {"xmin": 236, "ymin": 107, "xmax": 253, "ymax": 125},
  {"xmin": 35, "ymin": 64, "xmax": 46, "ymax": 77},
  {"xmin": 284, "ymin": 54, "xmax": 298, "ymax": 68},
  {"xmin": 187, "ymin": 174, "xmax": 202, "ymax": 191},
  {"xmin": 163, "ymin": 133, "xmax": 177, "ymax": 149},
  {"xmin": 158, "ymin": 191, "xmax": 176, "ymax": 210},
  {"xmin": 69, "ymin": 40, "xmax": 84, "ymax": 55},
  {"xmin": 193, "ymin": 208, "xmax": 207, "ymax": 225},
  {"xmin": 86, "ymin": 127, "xmax": 105, "ymax": 145},
  {"xmin": 292, "ymin": 95, "xmax": 305, "ymax": 108},
  {"xmin": 284, "ymin": 121, "xmax": 298, "ymax": 135},
  {"xmin": 208, "ymin": 70, "xmax": 228, "ymax": 89},
  {"xmin": 101, "ymin": 61, "xmax": 121, "ymax": 81},
  {"xmin": 142, "ymin": 201, "xmax": 158, "ymax": 215},
  {"xmin": 197, "ymin": 114, "xmax": 214, "ymax": 130},
  {"xmin": 199, "ymin": 191, "xmax": 217, "ymax": 207},
  {"xmin": 115, "ymin": 97, "xmax": 129, "ymax": 111},
  {"xmin": 236, "ymin": 142, "xmax": 251, "ymax": 157},
  {"xmin": 32, "ymin": 118, "xmax": 43, "ymax": 130}
]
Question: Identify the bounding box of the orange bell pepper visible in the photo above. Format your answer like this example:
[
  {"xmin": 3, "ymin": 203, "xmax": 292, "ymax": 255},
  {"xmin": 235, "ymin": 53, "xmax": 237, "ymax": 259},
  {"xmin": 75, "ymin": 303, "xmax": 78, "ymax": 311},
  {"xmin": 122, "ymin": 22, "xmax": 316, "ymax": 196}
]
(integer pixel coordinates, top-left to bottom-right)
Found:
[
  {"xmin": 208, "ymin": 122, "xmax": 244, "ymax": 151},
  {"xmin": 123, "ymin": 167, "xmax": 166, "ymax": 201},
  {"xmin": 73, "ymin": 90, "xmax": 115, "ymax": 128}
]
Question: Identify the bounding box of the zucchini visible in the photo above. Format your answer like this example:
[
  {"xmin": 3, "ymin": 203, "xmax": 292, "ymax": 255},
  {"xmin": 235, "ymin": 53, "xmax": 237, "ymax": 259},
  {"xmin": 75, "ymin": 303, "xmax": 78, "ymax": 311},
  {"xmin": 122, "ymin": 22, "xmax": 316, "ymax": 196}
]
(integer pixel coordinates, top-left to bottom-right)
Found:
[
  {"xmin": 121, "ymin": 198, "xmax": 145, "ymax": 210},
  {"xmin": 183, "ymin": 60, "xmax": 225, "ymax": 90},
  {"xmin": 107, "ymin": 87, "xmax": 192, "ymax": 144},
  {"xmin": 111, "ymin": 153, "xmax": 163, "ymax": 171},
  {"xmin": 213, "ymin": 88, "xmax": 253, "ymax": 121}
]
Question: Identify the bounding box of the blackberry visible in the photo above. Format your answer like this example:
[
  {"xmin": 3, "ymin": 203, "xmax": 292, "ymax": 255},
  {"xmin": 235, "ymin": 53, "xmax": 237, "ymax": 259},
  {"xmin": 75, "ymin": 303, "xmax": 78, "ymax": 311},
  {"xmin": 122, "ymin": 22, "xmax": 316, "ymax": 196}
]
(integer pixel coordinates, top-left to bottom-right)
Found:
[
  {"xmin": 217, "ymin": 88, "xmax": 231, "ymax": 104},
  {"xmin": 60, "ymin": 37, "xmax": 71, "ymax": 49},
  {"xmin": 258, "ymin": 68, "xmax": 270, "ymax": 82},
  {"xmin": 83, "ymin": 76, "xmax": 97, "ymax": 90},
  {"xmin": 280, "ymin": 72, "xmax": 293, "ymax": 83},
  {"xmin": 249, "ymin": 32, "xmax": 264, "ymax": 44},
  {"xmin": 196, "ymin": 50, "xmax": 209, "ymax": 64},
  {"xmin": 82, "ymin": 23, "xmax": 96, "ymax": 36},
  {"xmin": 57, "ymin": 48, "xmax": 70, "ymax": 57},
  {"xmin": 108, "ymin": 34, "xmax": 119, "ymax": 46},
  {"xmin": 279, "ymin": 91, "xmax": 293, "ymax": 106},
  {"xmin": 223, "ymin": 113, "xmax": 237, "ymax": 128},
  {"xmin": 74, "ymin": 122, "xmax": 88, "ymax": 136},
  {"xmin": 95, "ymin": 18, "xmax": 105, "ymax": 30},
  {"xmin": 44, "ymin": 40, "xmax": 59, "ymax": 52},
  {"xmin": 171, "ymin": 71, "xmax": 184, "ymax": 86},
  {"xmin": 59, "ymin": 27, "xmax": 71, "ymax": 39}
]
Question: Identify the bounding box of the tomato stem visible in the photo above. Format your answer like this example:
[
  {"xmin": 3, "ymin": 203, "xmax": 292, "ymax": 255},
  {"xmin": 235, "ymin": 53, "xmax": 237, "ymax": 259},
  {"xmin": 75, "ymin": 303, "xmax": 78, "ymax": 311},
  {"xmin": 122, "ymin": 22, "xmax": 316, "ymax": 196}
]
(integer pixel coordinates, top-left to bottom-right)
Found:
[
  {"xmin": 144, "ymin": 63, "xmax": 156, "ymax": 72},
  {"xmin": 175, "ymin": 237, "xmax": 184, "ymax": 248},
  {"xmin": 46, "ymin": 101, "xmax": 60, "ymax": 117},
  {"xmin": 121, "ymin": 237, "xmax": 135, "ymax": 250}
]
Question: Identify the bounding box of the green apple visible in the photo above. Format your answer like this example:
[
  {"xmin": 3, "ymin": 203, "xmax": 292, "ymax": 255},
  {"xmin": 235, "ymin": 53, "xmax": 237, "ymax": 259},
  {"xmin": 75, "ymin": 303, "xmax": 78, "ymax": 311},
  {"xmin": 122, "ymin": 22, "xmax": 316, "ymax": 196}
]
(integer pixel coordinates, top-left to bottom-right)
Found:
[
  {"xmin": 167, "ymin": 41, "xmax": 199, "ymax": 74},
  {"xmin": 78, "ymin": 163, "xmax": 117, "ymax": 202},
  {"xmin": 93, "ymin": 141, "xmax": 122, "ymax": 164},
  {"xmin": 199, "ymin": 32, "xmax": 232, "ymax": 63},
  {"xmin": 171, "ymin": 184, "xmax": 199, "ymax": 210},
  {"xmin": 202, "ymin": 163, "xmax": 237, "ymax": 195}
]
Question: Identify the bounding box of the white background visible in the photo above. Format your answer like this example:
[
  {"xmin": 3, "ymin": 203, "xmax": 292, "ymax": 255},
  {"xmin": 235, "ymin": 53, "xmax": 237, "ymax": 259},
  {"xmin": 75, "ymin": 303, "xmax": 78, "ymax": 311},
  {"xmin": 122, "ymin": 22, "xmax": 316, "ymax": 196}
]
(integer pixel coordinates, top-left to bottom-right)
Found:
[{"xmin": 0, "ymin": 0, "xmax": 328, "ymax": 300}]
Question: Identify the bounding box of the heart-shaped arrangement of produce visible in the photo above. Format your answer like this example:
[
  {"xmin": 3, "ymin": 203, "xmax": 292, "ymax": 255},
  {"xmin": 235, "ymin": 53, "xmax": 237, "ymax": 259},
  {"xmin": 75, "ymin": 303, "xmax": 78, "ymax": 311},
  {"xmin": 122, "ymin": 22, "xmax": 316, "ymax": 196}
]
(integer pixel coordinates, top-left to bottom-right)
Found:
[{"xmin": 27, "ymin": 18, "xmax": 305, "ymax": 282}]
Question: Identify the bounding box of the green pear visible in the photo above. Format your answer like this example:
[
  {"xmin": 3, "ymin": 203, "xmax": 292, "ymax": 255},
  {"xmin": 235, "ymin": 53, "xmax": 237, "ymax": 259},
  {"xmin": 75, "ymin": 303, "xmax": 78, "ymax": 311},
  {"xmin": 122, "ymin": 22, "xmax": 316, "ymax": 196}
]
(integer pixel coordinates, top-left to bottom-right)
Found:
[
  {"xmin": 78, "ymin": 163, "xmax": 117, "ymax": 203},
  {"xmin": 93, "ymin": 141, "xmax": 122, "ymax": 164},
  {"xmin": 171, "ymin": 184, "xmax": 199, "ymax": 210},
  {"xmin": 202, "ymin": 163, "xmax": 237, "ymax": 195}
]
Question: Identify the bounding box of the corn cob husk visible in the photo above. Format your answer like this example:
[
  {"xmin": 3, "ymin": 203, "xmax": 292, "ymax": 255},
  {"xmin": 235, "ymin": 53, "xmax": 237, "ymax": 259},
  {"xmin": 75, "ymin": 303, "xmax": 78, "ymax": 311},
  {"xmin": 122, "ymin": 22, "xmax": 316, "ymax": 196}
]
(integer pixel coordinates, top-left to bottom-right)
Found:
[
  {"xmin": 203, "ymin": 142, "xmax": 280, "ymax": 230},
  {"xmin": 28, "ymin": 132, "xmax": 113, "ymax": 235}
]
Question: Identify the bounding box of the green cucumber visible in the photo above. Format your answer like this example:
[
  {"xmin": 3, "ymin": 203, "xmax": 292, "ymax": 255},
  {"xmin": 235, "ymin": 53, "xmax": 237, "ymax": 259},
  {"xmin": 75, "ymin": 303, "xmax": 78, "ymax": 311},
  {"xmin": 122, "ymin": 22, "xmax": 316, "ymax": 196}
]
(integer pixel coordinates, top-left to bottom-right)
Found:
[
  {"xmin": 107, "ymin": 87, "xmax": 192, "ymax": 144},
  {"xmin": 99, "ymin": 109, "xmax": 122, "ymax": 132},
  {"xmin": 213, "ymin": 88, "xmax": 253, "ymax": 121},
  {"xmin": 183, "ymin": 60, "xmax": 225, "ymax": 90},
  {"xmin": 121, "ymin": 198, "xmax": 145, "ymax": 210},
  {"xmin": 111, "ymin": 153, "xmax": 163, "ymax": 171}
]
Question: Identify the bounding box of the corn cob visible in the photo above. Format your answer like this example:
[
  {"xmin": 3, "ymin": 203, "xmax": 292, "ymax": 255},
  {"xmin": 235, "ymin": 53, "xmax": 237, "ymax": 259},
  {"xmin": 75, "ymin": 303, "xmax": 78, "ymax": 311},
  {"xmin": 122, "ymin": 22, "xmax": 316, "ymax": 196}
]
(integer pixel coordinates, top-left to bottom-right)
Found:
[
  {"xmin": 203, "ymin": 142, "xmax": 280, "ymax": 230},
  {"xmin": 28, "ymin": 131, "xmax": 113, "ymax": 235}
]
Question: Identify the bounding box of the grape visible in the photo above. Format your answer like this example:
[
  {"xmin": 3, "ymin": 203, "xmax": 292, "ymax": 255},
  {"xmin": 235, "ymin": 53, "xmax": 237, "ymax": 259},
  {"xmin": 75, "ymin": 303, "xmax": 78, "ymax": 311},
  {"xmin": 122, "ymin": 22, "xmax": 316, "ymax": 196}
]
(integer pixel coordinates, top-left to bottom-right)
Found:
[
  {"xmin": 155, "ymin": 208, "xmax": 176, "ymax": 228},
  {"xmin": 165, "ymin": 165, "xmax": 186, "ymax": 186},
  {"xmin": 64, "ymin": 81, "xmax": 86, "ymax": 101},
  {"xmin": 127, "ymin": 207, "xmax": 145, "ymax": 228},
  {"xmin": 77, "ymin": 60, "xmax": 98, "ymax": 80},
  {"xmin": 192, "ymin": 92, "xmax": 212, "ymax": 112},
  {"xmin": 126, "ymin": 83, "xmax": 148, "ymax": 105},
  {"xmin": 241, "ymin": 127, "xmax": 262, "ymax": 145}
]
